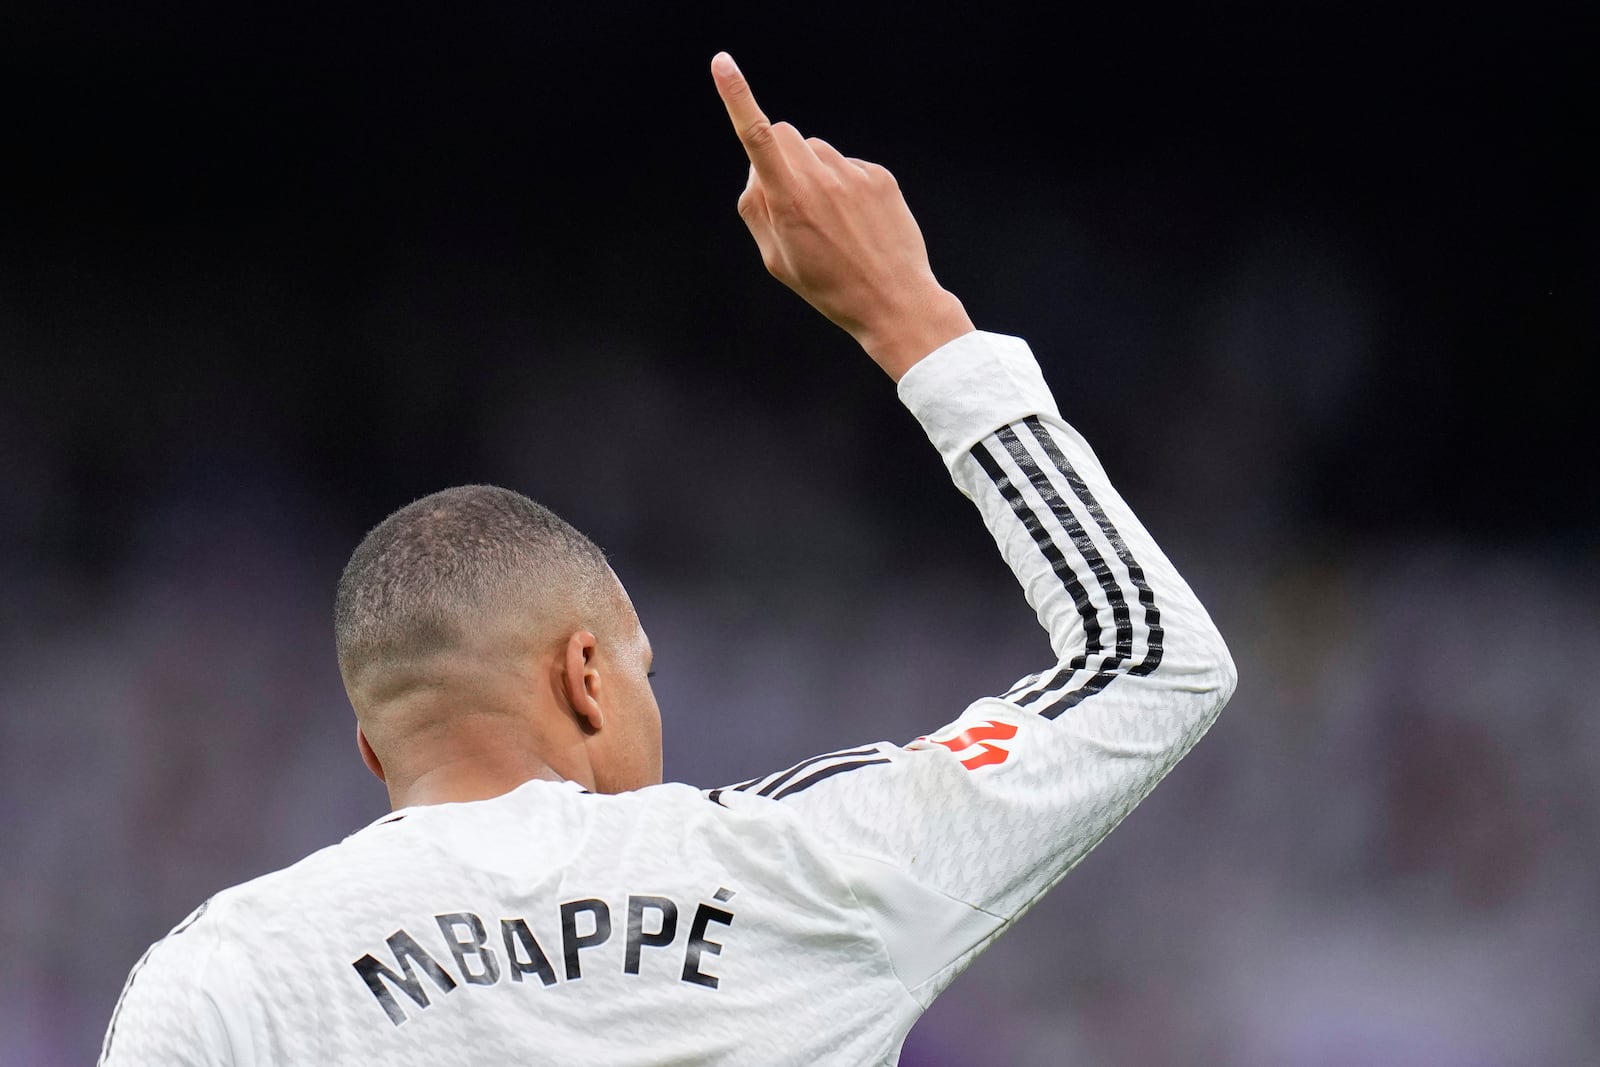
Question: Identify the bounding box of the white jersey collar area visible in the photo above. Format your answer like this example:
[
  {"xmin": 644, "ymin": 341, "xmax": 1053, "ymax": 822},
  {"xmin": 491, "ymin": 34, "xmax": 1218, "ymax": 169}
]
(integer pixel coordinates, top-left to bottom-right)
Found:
[{"xmin": 348, "ymin": 776, "xmax": 588, "ymax": 836}]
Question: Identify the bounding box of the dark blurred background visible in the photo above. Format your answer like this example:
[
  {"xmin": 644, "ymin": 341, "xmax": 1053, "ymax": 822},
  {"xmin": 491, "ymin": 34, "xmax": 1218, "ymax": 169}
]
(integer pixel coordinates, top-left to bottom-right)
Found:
[{"xmin": 2, "ymin": 2, "xmax": 1596, "ymax": 1063}]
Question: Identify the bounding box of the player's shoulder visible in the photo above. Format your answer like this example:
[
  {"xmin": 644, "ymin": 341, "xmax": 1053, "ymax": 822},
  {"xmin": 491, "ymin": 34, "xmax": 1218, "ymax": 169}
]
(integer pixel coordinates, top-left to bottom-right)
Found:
[
  {"xmin": 189, "ymin": 779, "xmax": 724, "ymax": 915},
  {"xmin": 135, "ymin": 895, "xmax": 228, "ymax": 962},
  {"xmin": 680, "ymin": 741, "xmax": 911, "ymax": 852},
  {"xmin": 701, "ymin": 740, "xmax": 906, "ymax": 811},
  {"xmin": 156, "ymin": 803, "xmax": 426, "ymax": 945},
  {"xmin": 100, "ymin": 894, "xmax": 239, "ymax": 1064},
  {"xmin": 163, "ymin": 765, "xmax": 896, "ymax": 932}
]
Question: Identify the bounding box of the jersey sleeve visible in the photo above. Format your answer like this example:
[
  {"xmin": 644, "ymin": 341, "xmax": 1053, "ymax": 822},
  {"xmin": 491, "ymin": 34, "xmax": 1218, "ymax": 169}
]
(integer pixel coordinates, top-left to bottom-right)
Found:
[
  {"xmin": 714, "ymin": 331, "xmax": 1236, "ymax": 1006},
  {"xmin": 100, "ymin": 902, "xmax": 239, "ymax": 1066}
]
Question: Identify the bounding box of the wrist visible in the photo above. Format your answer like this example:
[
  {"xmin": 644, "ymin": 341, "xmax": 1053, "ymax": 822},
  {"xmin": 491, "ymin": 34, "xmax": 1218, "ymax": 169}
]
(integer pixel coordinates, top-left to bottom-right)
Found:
[{"xmin": 856, "ymin": 290, "xmax": 976, "ymax": 382}]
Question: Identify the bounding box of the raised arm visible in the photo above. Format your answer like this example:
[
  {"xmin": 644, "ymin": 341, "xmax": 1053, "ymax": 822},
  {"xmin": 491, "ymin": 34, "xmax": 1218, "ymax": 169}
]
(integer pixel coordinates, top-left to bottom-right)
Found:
[{"xmin": 709, "ymin": 53, "xmax": 1236, "ymax": 1006}]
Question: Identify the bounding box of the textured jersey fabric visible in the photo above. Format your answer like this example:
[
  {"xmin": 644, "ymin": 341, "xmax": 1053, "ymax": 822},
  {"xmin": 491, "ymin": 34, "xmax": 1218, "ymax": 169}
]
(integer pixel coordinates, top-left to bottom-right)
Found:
[{"xmin": 100, "ymin": 331, "xmax": 1237, "ymax": 1066}]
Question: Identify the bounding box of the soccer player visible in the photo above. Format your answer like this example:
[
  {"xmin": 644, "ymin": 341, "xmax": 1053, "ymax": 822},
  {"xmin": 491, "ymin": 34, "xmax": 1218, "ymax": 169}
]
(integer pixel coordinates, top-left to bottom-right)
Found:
[{"xmin": 100, "ymin": 52, "xmax": 1236, "ymax": 1065}]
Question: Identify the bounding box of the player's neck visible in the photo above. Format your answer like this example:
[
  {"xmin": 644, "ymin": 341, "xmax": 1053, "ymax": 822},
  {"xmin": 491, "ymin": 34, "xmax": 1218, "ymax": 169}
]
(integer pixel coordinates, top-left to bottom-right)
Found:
[
  {"xmin": 387, "ymin": 750, "xmax": 573, "ymax": 809},
  {"xmin": 368, "ymin": 663, "xmax": 598, "ymax": 809}
]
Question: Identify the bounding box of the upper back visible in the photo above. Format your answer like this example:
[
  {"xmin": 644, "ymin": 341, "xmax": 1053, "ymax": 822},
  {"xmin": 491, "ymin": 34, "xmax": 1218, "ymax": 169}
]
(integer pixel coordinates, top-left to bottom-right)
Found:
[{"xmin": 104, "ymin": 779, "xmax": 917, "ymax": 1067}]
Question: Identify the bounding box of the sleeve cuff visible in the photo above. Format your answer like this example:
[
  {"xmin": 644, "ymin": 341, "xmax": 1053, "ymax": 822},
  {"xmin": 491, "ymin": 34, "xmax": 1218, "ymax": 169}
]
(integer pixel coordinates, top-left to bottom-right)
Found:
[{"xmin": 895, "ymin": 331, "xmax": 1060, "ymax": 469}]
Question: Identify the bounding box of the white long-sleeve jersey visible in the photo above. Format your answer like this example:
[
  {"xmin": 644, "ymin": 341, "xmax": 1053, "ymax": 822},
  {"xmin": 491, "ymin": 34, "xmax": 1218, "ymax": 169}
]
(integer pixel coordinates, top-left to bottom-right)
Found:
[{"xmin": 100, "ymin": 332, "xmax": 1236, "ymax": 1066}]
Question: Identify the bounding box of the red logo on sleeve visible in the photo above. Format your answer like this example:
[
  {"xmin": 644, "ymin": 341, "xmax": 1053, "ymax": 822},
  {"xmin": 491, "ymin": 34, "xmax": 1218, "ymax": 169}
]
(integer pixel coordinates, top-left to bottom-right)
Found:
[{"xmin": 922, "ymin": 719, "xmax": 1018, "ymax": 770}]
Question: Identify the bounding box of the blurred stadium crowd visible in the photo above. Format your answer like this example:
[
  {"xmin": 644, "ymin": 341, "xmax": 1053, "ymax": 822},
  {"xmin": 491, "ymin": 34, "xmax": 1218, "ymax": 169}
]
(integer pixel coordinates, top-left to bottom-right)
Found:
[{"xmin": 2, "ymin": 4, "xmax": 1593, "ymax": 1064}]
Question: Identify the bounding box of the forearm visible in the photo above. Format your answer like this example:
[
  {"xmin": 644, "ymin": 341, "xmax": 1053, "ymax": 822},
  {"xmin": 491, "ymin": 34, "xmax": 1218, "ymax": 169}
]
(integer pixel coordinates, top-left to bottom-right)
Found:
[{"xmin": 899, "ymin": 331, "xmax": 1236, "ymax": 726}]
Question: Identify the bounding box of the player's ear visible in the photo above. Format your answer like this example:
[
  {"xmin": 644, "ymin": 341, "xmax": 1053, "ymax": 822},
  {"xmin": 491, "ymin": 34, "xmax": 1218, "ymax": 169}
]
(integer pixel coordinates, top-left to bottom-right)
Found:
[
  {"xmin": 356, "ymin": 724, "xmax": 386, "ymax": 782},
  {"xmin": 562, "ymin": 629, "xmax": 604, "ymax": 733}
]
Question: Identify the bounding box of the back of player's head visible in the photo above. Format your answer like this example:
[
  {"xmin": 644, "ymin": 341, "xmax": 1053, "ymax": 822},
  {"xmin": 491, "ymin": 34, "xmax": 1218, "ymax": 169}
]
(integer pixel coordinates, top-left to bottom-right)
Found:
[{"xmin": 334, "ymin": 485, "xmax": 614, "ymax": 687}]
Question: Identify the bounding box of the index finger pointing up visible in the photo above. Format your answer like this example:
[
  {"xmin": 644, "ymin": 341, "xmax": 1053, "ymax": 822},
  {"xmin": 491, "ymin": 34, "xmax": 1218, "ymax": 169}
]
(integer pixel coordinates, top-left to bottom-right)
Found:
[{"xmin": 711, "ymin": 52, "xmax": 783, "ymax": 178}]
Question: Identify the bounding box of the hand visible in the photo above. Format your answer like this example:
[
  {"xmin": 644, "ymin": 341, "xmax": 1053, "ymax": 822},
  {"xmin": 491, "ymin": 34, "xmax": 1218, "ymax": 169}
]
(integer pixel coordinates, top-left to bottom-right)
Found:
[{"xmin": 711, "ymin": 52, "xmax": 974, "ymax": 380}]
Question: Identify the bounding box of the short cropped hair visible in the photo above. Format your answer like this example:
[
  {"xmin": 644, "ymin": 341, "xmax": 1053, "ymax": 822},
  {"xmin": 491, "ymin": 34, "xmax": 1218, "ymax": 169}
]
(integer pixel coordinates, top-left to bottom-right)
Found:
[{"xmin": 335, "ymin": 485, "xmax": 612, "ymax": 680}]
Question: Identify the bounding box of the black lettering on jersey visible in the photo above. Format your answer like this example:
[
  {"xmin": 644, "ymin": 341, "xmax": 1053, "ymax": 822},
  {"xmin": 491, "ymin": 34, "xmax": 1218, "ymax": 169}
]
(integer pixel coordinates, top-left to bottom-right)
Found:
[
  {"xmin": 681, "ymin": 897, "xmax": 735, "ymax": 990},
  {"xmin": 354, "ymin": 887, "xmax": 736, "ymax": 1020},
  {"xmin": 559, "ymin": 898, "xmax": 612, "ymax": 980},
  {"xmin": 352, "ymin": 929, "xmax": 458, "ymax": 1026},
  {"xmin": 623, "ymin": 895, "xmax": 679, "ymax": 975},
  {"xmin": 436, "ymin": 912, "xmax": 500, "ymax": 986},
  {"xmin": 500, "ymin": 918, "xmax": 559, "ymax": 986}
]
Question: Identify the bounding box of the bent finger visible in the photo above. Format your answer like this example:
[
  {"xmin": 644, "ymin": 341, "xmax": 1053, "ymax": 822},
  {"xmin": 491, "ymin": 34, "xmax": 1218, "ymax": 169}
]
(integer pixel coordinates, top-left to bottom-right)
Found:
[
  {"xmin": 736, "ymin": 183, "xmax": 778, "ymax": 266},
  {"xmin": 738, "ymin": 165, "xmax": 769, "ymax": 223},
  {"xmin": 847, "ymin": 157, "xmax": 897, "ymax": 185},
  {"xmin": 806, "ymin": 136, "xmax": 855, "ymax": 176}
]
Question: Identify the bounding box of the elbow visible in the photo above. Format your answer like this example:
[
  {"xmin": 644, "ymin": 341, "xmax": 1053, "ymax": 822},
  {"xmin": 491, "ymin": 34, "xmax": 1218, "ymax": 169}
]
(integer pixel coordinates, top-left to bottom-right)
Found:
[
  {"xmin": 1197, "ymin": 623, "xmax": 1238, "ymax": 721},
  {"xmin": 1148, "ymin": 609, "xmax": 1236, "ymax": 733},
  {"xmin": 1215, "ymin": 636, "xmax": 1239, "ymax": 708},
  {"xmin": 1150, "ymin": 624, "xmax": 1233, "ymax": 755}
]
